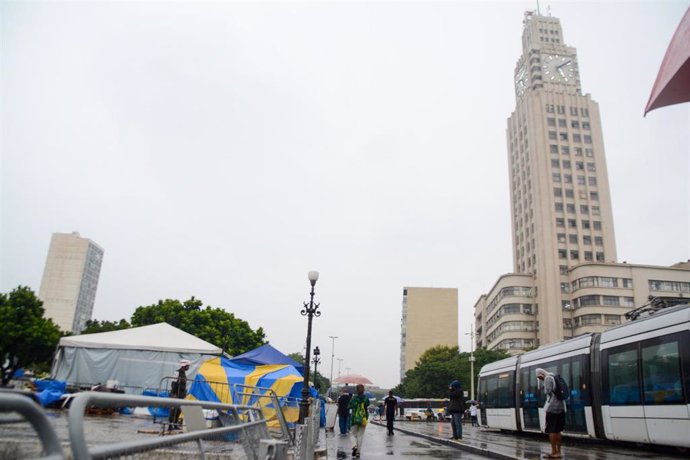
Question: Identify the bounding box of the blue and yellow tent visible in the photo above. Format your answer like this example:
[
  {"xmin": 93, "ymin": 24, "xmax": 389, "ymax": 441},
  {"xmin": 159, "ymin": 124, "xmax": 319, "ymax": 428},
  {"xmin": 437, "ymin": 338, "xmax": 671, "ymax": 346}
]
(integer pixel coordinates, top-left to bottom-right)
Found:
[{"xmin": 187, "ymin": 357, "xmax": 303, "ymax": 426}]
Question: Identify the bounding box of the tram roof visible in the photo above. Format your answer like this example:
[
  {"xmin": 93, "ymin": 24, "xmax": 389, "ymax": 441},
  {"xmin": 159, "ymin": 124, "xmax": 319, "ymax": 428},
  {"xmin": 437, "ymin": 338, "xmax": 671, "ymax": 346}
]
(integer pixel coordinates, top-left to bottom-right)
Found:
[{"xmin": 600, "ymin": 303, "xmax": 690, "ymax": 345}]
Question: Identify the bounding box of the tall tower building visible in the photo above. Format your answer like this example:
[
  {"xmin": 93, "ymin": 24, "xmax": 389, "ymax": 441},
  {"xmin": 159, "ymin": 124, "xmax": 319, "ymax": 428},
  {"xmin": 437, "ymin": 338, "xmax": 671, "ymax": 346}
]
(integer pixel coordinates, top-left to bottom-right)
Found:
[
  {"xmin": 400, "ymin": 287, "xmax": 458, "ymax": 381},
  {"xmin": 473, "ymin": 12, "xmax": 690, "ymax": 353},
  {"xmin": 39, "ymin": 232, "xmax": 104, "ymax": 333}
]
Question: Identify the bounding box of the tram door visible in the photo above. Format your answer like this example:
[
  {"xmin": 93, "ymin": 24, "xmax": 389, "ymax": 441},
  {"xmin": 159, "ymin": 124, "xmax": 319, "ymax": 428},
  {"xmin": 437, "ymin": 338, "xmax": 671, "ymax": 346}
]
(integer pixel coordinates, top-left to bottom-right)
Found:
[
  {"xmin": 520, "ymin": 367, "xmax": 540, "ymax": 430},
  {"xmin": 562, "ymin": 358, "xmax": 588, "ymax": 433}
]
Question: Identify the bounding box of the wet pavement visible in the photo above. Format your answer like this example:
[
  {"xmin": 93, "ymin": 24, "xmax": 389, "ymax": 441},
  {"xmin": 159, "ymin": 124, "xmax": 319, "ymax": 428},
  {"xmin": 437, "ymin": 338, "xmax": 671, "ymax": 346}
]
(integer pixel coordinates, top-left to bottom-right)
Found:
[
  {"xmin": 381, "ymin": 419, "xmax": 689, "ymax": 460},
  {"xmin": 324, "ymin": 422, "xmax": 487, "ymax": 459}
]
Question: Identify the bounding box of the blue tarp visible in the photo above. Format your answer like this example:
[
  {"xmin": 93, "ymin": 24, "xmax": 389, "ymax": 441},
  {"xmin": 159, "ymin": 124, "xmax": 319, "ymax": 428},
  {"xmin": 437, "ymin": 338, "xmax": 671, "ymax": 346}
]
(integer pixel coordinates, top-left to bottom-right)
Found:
[
  {"xmin": 229, "ymin": 344, "xmax": 305, "ymax": 376},
  {"xmin": 34, "ymin": 379, "xmax": 66, "ymax": 407}
]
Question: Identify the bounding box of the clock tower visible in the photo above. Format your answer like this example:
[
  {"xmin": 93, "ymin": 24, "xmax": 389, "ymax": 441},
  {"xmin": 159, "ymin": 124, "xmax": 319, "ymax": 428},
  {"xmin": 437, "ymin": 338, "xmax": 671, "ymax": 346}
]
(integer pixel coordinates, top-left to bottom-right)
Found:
[{"xmin": 507, "ymin": 11, "xmax": 618, "ymax": 345}]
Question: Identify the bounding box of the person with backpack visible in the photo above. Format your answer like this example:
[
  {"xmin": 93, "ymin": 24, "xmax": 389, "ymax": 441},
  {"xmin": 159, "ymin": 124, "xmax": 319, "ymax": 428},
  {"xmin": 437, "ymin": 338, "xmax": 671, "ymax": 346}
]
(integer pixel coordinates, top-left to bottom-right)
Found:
[
  {"xmin": 348, "ymin": 384, "xmax": 370, "ymax": 458},
  {"xmin": 536, "ymin": 368, "xmax": 567, "ymax": 458}
]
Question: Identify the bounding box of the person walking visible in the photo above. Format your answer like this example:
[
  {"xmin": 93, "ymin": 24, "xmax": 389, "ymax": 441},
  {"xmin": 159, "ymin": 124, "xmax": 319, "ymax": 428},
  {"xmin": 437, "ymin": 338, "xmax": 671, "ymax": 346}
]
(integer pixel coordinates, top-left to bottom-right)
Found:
[
  {"xmin": 336, "ymin": 387, "xmax": 352, "ymax": 435},
  {"xmin": 383, "ymin": 390, "xmax": 398, "ymax": 435},
  {"xmin": 469, "ymin": 402, "xmax": 479, "ymax": 427},
  {"xmin": 168, "ymin": 359, "xmax": 191, "ymax": 430},
  {"xmin": 348, "ymin": 384, "xmax": 370, "ymax": 458},
  {"xmin": 536, "ymin": 368, "xmax": 565, "ymax": 458},
  {"xmin": 448, "ymin": 380, "xmax": 464, "ymax": 440}
]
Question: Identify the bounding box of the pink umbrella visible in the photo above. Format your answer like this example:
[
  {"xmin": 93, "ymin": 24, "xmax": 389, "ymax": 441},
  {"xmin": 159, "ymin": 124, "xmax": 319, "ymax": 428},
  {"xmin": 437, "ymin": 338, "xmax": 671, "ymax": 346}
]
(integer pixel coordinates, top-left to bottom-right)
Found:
[
  {"xmin": 645, "ymin": 6, "xmax": 690, "ymax": 115},
  {"xmin": 333, "ymin": 374, "xmax": 373, "ymax": 385}
]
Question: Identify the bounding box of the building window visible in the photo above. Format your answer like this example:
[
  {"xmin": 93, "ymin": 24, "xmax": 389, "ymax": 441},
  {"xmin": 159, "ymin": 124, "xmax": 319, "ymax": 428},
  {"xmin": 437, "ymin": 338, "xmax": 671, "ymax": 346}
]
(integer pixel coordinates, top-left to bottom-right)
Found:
[
  {"xmin": 604, "ymin": 314, "xmax": 621, "ymax": 325},
  {"xmin": 622, "ymin": 296, "xmax": 634, "ymax": 306},
  {"xmin": 552, "ymin": 159, "xmax": 560, "ymax": 168},
  {"xmin": 557, "ymin": 233, "xmax": 566, "ymax": 243},
  {"xmin": 554, "ymin": 187, "xmax": 562, "ymax": 197},
  {"xmin": 585, "ymin": 148, "xmax": 594, "ymax": 157},
  {"xmin": 602, "ymin": 295, "xmax": 619, "ymax": 306},
  {"xmin": 593, "ymin": 221, "xmax": 602, "ymax": 230},
  {"xmin": 575, "ymin": 147, "xmax": 583, "ymax": 156},
  {"xmin": 589, "ymin": 176, "xmax": 598, "ymax": 186},
  {"xmin": 557, "ymin": 105, "xmax": 565, "ymax": 114},
  {"xmin": 564, "ymin": 174, "xmax": 572, "ymax": 183},
  {"xmin": 595, "ymin": 236, "xmax": 603, "ymax": 246},
  {"xmin": 558, "ymin": 118, "xmax": 566, "ymax": 127},
  {"xmin": 571, "ymin": 120, "xmax": 580, "ymax": 129},
  {"xmin": 580, "ymin": 205, "xmax": 589, "ymax": 213},
  {"xmin": 562, "ymin": 160, "xmax": 571, "ymax": 169},
  {"xmin": 581, "ymin": 108, "xmax": 589, "ymax": 117},
  {"xmin": 566, "ymin": 203, "xmax": 575, "ymax": 213},
  {"xmin": 549, "ymin": 131, "xmax": 557, "ymax": 140},
  {"xmin": 568, "ymin": 219, "xmax": 577, "ymax": 228},
  {"xmin": 547, "ymin": 117, "xmax": 556, "ymax": 126},
  {"xmin": 556, "ymin": 218, "xmax": 565, "ymax": 227},
  {"xmin": 555, "ymin": 202, "xmax": 564, "ymax": 212},
  {"xmin": 582, "ymin": 121, "xmax": 591, "ymax": 130},
  {"xmin": 559, "ymin": 249, "xmax": 567, "ymax": 259},
  {"xmin": 561, "ymin": 146, "xmax": 570, "ymax": 155},
  {"xmin": 622, "ymin": 278, "xmax": 633, "ymax": 288},
  {"xmin": 553, "ymin": 173, "xmax": 561, "ymax": 182},
  {"xmin": 584, "ymin": 135, "xmax": 592, "ymax": 144},
  {"xmin": 560, "ymin": 265, "xmax": 569, "ymax": 275},
  {"xmin": 546, "ymin": 104, "xmax": 555, "ymax": 113},
  {"xmin": 570, "ymin": 250, "xmax": 579, "ymax": 260},
  {"xmin": 577, "ymin": 175, "xmax": 586, "ymax": 185},
  {"xmin": 569, "ymin": 234, "xmax": 578, "ymax": 244},
  {"xmin": 550, "ymin": 144, "xmax": 559, "ymax": 154},
  {"xmin": 582, "ymin": 220, "xmax": 590, "ymax": 229},
  {"xmin": 587, "ymin": 162, "xmax": 596, "ymax": 172},
  {"xmin": 648, "ymin": 280, "xmax": 690, "ymax": 293},
  {"xmin": 579, "ymin": 295, "xmax": 600, "ymax": 306},
  {"xmin": 573, "ymin": 133, "xmax": 582, "ymax": 142},
  {"xmin": 596, "ymin": 252, "xmax": 605, "ymax": 262},
  {"xmin": 592, "ymin": 206, "xmax": 600, "ymax": 216},
  {"xmin": 560, "ymin": 132, "xmax": 568, "ymax": 141},
  {"xmin": 565, "ymin": 189, "xmax": 574, "ymax": 198},
  {"xmin": 581, "ymin": 314, "xmax": 602, "ymax": 325},
  {"xmin": 583, "ymin": 235, "xmax": 592, "ymax": 245},
  {"xmin": 584, "ymin": 251, "xmax": 593, "ymax": 261},
  {"xmin": 590, "ymin": 191, "xmax": 599, "ymax": 201}
]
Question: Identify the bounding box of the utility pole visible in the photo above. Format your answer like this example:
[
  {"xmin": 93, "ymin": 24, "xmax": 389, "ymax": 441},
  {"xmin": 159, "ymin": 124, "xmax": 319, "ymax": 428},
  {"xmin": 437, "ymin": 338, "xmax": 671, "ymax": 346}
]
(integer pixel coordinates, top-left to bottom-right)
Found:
[{"xmin": 328, "ymin": 336, "xmax": 338, "ymax": 396}]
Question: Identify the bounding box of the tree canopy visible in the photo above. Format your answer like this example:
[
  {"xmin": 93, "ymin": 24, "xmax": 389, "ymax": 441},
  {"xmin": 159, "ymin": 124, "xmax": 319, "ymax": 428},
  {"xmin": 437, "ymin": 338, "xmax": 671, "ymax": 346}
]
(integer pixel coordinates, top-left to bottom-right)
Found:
[
  {"xmin": 81, "ymin": 319, "xmax": 131, "ymax": 334},
  {"xmin": 129, "ymin": 297, "xmax": 266, "ymax": 356},
  {"xmin": 0, "ymin": 286, "xmax": 62, "ymax": 386},
  {"xmin": 392, "ymin": 346, "xmax": 510, "ymax": 398}
]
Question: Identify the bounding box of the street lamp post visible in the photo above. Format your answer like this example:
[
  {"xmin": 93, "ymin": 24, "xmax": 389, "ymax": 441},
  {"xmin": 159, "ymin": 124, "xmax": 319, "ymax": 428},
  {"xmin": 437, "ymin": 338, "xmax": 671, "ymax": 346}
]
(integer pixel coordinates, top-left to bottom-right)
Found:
[
  {"xmin": 299, "ymin": 270, "xmax": 320, "ymax": 424},
  {"xmin": 312, "ymin": 346, "xmax": 321, "ymax": 391},
  {"xmin": 337, "ymin": 358, "xmax": 344, "ymax": 377},
  {"xmin": 466, "ymin": 328, "xmax": 476, "ymax": 401},
  {"xmin": 328, "ymin": 336, "xmax": 338, "ymax": 397}
]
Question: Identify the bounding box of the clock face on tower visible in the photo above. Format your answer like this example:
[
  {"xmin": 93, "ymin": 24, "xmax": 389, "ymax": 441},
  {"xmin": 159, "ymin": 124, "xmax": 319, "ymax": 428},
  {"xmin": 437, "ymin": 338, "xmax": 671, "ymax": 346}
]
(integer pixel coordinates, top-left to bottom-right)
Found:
[
  {"xmin": 542, "ymin": 54, "xmax": 575, "ymax": 83},
  {"xmin": 515, "ymin": 64, "xmax": 529, "ymax": 96}
]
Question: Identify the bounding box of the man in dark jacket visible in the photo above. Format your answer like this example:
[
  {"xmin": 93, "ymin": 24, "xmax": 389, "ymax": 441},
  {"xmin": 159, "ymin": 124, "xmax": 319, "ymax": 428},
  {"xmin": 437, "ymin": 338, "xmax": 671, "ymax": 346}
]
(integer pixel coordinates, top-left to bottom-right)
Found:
[
  {"xmin": 168, "ymin": 359, "xmax": 190, "ymax": 430},
  {"xmin": 448, "ymin": 380, "xmax": 464, "ymax": 440},
  {"xmin": 336, "ymin": 387, "xmax": 352, "ymax": 434},
  {"xmin": 383, "ymin": 391, "xmax": 398, "ymax": 435}
]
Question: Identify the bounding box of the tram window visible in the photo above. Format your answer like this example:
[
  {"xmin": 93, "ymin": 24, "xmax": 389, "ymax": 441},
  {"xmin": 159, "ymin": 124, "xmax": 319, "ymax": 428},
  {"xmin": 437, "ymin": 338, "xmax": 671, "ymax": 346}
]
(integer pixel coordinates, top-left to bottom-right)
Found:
[
  {"xmin": 498, "ymin": 373, "xmax": 513, "ymax": 407},
  {"xmin": 607, "ymin": 347, "xmax": 641, "ymax": 405},
  {"xmin": 642, "ymin": 339, "xmax": 683, "ymax": 405},
  {"xmin": 487, "ymin": 376, "xmax": 498, "ymax": 407}
]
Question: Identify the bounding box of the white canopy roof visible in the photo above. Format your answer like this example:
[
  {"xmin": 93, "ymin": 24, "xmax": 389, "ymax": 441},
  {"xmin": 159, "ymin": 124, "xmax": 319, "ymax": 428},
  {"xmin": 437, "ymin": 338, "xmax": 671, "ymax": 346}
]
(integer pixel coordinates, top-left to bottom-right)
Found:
[{"xmin": 58, "ymin": 322, "xmax": 222, "ymax": 354}]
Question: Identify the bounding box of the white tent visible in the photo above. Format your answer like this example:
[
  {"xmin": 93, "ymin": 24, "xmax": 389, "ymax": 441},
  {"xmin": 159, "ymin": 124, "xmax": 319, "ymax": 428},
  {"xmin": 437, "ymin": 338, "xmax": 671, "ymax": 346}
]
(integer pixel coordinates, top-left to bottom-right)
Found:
[{"xmin": 51, "ymin": 323, "xmax": 222, "ymax": 393}]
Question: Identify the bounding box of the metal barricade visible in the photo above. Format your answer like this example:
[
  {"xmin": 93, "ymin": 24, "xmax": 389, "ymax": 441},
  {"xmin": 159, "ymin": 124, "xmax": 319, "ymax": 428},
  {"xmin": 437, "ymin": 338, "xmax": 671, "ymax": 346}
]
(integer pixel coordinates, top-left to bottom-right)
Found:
[
  {"xmin": 0, "ymin": 391, "xmax": 65, "ymax": 460},
  {"xmin": 67, "ymin": 391, "xmax": 279, "ymax": 460}
]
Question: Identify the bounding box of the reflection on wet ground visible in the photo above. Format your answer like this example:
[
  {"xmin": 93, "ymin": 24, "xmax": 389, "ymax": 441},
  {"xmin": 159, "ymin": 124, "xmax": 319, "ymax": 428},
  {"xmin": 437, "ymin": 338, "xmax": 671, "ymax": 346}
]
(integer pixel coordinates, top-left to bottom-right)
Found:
[{"xmin": 386, "ymin": 420, "xmax": 689, "ymax": 460}]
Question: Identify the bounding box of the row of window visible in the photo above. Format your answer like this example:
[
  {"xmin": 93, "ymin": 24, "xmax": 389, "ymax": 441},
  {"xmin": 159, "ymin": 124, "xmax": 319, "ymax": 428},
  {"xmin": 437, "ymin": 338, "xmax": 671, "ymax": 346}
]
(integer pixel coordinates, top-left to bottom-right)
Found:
[
  {"xmin": 563, "ymin": 314, "xmax": 622, "ymax": 329},
  {"xmin": 546, "ymin": 104, "xmax": 590, "ymax": 118},
  {"xmin": 555, "ymin": 202, "xmax": 600, "ymax": 215},
  {"xmin": 486, "ymin": 303, "xmax": 536, "ymax": 327},
  {"xmin": 649, "ymin": 280, "xmax": 690, "ymax": 293},
  {"xmin": 551, "ymin": 160, "xmax": 596, "ymax": 171},
  {"xmin": 558, "ymin": 249, "xmax": 605, "ymax": 262},
  {"xmin": 548, "ymin": 131, "xmax": 593, "ymax": 144},
  {"xmin": 487, "ymin": 320, "xmax": 537, "ymax": 343},
  {"xmin": 547, "ymin": 117, "xmax": 591, "ymax": 130},
  {"xmin": 494, "ymin": 338, "xmax": 536, "ymax": 351},
  {"xmin": 555, "ymin": 218, "xmax": 602, "ymax": 230},
  {"xmin": 549, "ymin": 144, "xmax": 595, "ymax": 157},
  {"xmin": 557, "ymin": 234, "xmax": 604, "ymax": 246},
  {"xmin": 569, "ymin": 295, "xmax": 635, "ymax": 308},
  {"xmin": 554, "ymin": 188, "xmax": 599, "ymax": 201},
  {"xmin": 552, "ymin": 173, "xmax": 598, "ymax": 186},
  {"xmin": 486, "ymin": 286, "xmax": 534, "ymax": 314},
  {"xmin": 571, "ymin": 276, "xmax": 632, "ymax": 291}
]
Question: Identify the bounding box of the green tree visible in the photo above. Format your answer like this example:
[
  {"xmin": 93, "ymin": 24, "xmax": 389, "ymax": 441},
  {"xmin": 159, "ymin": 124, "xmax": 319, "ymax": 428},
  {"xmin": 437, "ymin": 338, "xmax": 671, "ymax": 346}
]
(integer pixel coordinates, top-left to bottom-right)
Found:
[
  {"xmin": 81, "ymin": 319, "xmax": 131, "ymax": 334},
  {"xmin": 392, "ymin": 346, "xmax": 509, "ymax": 398},
  {"xmin": 130, "ymin": 297, "xmax": 266, "ymax": 356},
  {"xmin": 0, "ymin": 286, "xmax": 63, "ymax": 386}
]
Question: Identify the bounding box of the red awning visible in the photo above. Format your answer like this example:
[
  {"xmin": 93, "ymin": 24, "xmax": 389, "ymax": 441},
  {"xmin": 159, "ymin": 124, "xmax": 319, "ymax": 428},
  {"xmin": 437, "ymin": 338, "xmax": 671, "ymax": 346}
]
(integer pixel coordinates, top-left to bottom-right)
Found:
[{"xmin": 645, "ymin": 6, "xmax": 690, "ymax": 115}]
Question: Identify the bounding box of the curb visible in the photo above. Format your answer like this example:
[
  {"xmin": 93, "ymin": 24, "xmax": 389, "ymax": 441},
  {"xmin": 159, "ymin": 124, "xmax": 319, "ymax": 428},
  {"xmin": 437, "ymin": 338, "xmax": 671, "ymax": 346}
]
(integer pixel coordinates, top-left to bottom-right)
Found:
[{"xmin": 370, "ymin": 421, "xmax": 527, "ymax": 460}]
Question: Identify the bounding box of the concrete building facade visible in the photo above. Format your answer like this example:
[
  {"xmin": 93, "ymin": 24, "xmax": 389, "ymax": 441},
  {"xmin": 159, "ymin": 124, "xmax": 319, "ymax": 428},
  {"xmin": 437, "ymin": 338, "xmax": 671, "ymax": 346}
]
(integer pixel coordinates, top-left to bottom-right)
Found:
[
  {"xmin": 39, "ymin": 232, "xmax": 104, "ymax": 333},
  {"xmin": 473, "ymin": 11, "xmax": 690, "ymax": 353},
  {"xmin": 400, "ymin": 287, "xmax": 458, "ymax": 380}
]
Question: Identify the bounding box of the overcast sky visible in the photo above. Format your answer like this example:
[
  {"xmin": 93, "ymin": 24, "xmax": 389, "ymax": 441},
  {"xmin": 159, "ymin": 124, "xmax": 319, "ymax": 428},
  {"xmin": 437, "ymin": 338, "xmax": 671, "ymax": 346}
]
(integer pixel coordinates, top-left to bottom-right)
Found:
[{"xmin": 1, "ymin": 0, "xmax": 688, "ymax": 389}]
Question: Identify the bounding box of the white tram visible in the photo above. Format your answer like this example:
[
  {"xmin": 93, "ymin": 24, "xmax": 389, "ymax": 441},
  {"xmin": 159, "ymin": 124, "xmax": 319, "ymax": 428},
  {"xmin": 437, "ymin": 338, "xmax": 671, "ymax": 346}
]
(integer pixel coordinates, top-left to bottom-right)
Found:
[{"xmin": 477, "ymin": 303, "xmax": 690, "ymax": 449}]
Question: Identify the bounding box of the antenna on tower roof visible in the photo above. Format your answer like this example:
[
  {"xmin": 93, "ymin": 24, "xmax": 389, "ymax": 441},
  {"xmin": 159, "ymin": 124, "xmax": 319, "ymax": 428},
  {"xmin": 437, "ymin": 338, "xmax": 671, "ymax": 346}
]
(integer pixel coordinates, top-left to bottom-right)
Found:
[{"xmin": 536, "ymin": 0, "xmax": 540, "ymax": 15}]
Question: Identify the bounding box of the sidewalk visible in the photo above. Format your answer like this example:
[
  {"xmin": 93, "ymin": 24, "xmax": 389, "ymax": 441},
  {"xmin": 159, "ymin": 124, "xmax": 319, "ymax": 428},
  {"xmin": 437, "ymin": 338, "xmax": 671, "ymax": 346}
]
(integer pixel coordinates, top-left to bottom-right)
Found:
[{"xmin": 373, "ymin": 420, "xmax": 686, "ymax": 460}]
